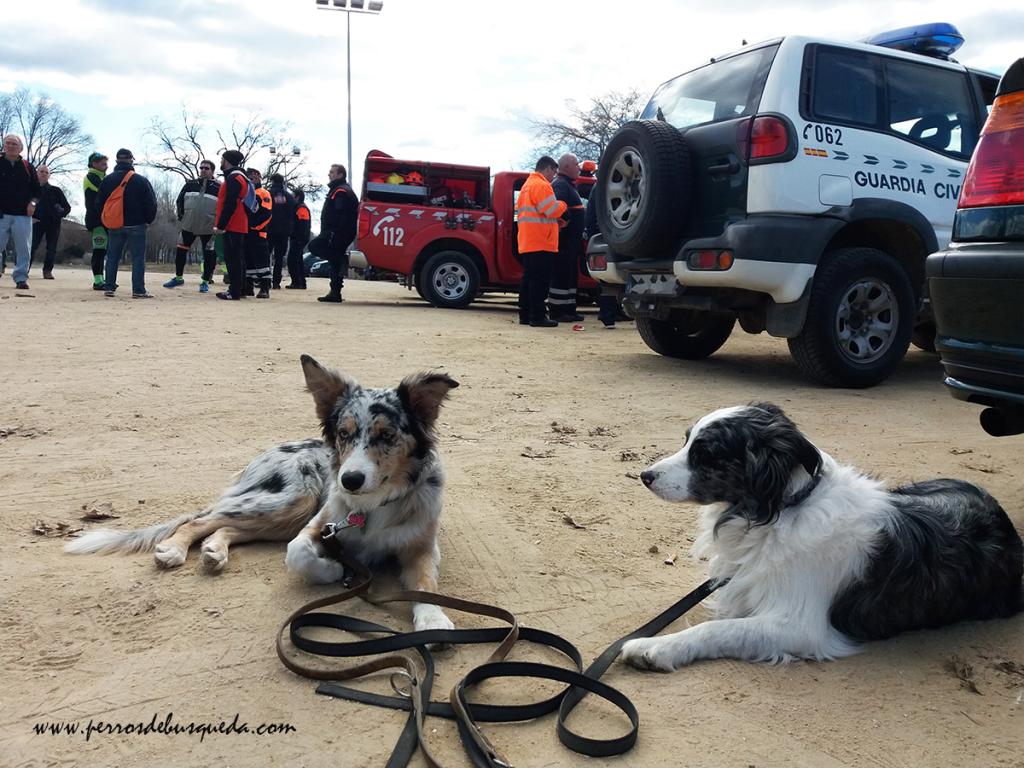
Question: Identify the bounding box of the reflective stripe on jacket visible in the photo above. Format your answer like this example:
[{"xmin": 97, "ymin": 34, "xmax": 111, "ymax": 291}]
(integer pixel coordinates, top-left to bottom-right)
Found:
[{"xmin": 516, "ymin": 172, "xmax": 566, "ymax": 254}]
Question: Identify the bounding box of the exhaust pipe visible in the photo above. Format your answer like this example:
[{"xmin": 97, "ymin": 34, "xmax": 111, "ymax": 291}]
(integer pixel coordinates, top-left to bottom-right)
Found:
[{"xmin": 979, "ymin": 407, "xmax": 1024, "ymax": 437}]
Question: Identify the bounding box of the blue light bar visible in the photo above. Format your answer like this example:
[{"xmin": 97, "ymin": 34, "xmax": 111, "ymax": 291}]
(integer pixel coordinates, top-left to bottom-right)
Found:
[{"xmin": 862, "ymin": 23, "xmax": 964, "ymax": 60}]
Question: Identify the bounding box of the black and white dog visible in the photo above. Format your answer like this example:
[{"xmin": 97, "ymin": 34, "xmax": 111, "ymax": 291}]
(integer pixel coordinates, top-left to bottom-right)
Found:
[{"xmin": 621, "ymin": 403, "xmax": 1024, "ymax": 671}]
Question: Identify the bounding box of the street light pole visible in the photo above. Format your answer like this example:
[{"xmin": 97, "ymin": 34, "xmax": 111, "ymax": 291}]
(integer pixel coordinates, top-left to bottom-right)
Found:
[{"xmin": 315, "ymin": 0, "xmax": 384, "ymax": 176}]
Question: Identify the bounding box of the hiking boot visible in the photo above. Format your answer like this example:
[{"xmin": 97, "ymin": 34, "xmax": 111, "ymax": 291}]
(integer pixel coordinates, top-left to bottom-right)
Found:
[
  {"xmin": 256, "ymin": 278, "xmax": 271, "ymax": 299},
  {"xmin": 243, "ymin": 277, "xmax": 255, "ymax": 296},
  {"xmin": 163, "ymin": 276, "xmax": 184, "ymax": 288},
  {"xmin": 317, "ymin": 293, "xmax": 343, "ymax": 303},
  {"xmin": 43, "ymin": 270, "xmax": 54, "ymax": 279}
]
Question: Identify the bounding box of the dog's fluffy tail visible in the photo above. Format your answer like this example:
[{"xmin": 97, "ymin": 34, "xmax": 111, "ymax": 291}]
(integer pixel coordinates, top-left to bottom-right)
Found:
[{"xmin": 64, "ymin": 513, "xmax": 196, "ymax": 555}]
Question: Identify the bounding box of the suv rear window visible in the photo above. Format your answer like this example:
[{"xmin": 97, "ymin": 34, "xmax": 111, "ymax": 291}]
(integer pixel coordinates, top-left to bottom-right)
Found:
[
  {"xmin": 640, "ymin": 44, "xmax": 779, "ymax": 130},
  {"xmin": 804, "ymin": 45, "xmax": 980, "ymax": 158}
]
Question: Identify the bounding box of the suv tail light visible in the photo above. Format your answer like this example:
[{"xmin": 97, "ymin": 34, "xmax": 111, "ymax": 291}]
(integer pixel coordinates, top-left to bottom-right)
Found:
[
  {"xmin": 958, "ymin": 92, "xmax": 1024, "ymax": 208},
  {"xmin": 750, "ymin": 116, "xmax": 789, "ymax": 159},
  {"xmin": 358, "ymin": 207, "xmax": 370, "ymax": 239}
]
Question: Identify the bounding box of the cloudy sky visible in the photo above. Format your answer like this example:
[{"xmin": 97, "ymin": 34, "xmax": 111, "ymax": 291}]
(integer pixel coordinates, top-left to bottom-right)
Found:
[{"xmin": 3, "ymin": 0, "xmax": 1021, "ymax": 216}]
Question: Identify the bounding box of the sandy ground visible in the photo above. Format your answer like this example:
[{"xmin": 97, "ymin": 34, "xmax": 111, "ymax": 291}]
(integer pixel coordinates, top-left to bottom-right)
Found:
[{"xmin": 1, "ymin": 265, "xmax": 1022, "ymax": 768}]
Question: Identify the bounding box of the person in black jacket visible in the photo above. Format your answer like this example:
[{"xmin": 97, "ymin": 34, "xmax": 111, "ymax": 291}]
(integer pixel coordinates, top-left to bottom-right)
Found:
[
  {"xmin": 285, "ymin": 188, "xmax": 311, "ymax": 289},
  {"xmin": 30, "ymin": 165, "xmax": 71, "ymax": 279},
  {"xmin": 308, "ymin": 163, "xmax": 358, "ymax": 303},
  {"xmin": 94, "ymin": 148, "xmax": 158, "ymax": 297},
  {"xmin": 265, "ymin": 173, "xmax": 295, "ymax": 289}
]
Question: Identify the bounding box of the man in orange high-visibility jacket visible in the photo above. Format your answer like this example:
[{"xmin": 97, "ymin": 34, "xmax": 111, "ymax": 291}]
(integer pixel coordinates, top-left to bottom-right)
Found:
[{"xmin": 516, "ymin": 156, "xmax": 566, "ymax": 328}]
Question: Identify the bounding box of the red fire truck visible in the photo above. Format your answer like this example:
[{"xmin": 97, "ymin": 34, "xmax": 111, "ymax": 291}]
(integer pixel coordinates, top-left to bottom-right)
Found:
[{"xmin": 354, "ymin": 151, "xmax": 597, "ymax": 308}]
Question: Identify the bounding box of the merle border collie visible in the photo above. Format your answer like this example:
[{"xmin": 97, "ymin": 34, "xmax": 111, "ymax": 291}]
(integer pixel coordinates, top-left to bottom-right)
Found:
[
  {"xmin": 621, "ymin": 402, "xmax": 1023, "ymax": 671},
  {"xmin": 67, "ymin": 355, "xmax": 459, "ymax": 634}
]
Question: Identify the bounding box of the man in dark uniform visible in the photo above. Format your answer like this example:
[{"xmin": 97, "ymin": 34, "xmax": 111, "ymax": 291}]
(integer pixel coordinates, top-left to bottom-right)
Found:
[
  {"xmin": 548, "ymin": 153, "xmax": 585, "ymax": 322},
  {"xmin": 265, "ymin": 173, "xmax": 295, "ymax": 289},
  {"xmin": 308, "ymin": 163, "xmax": 358, "ymax": 303},
  {"xmin": 285, "ymin": 188, "xmax": 311, "ymax": 289}
]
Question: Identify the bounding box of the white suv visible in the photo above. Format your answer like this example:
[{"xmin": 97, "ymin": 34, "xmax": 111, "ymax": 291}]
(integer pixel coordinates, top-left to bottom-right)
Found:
[{"xmin": 587, "ymin": 24, "xmax": 999, "ymax": 387}]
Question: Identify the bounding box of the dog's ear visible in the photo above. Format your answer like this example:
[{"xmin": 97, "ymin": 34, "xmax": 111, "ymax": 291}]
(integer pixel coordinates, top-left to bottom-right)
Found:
[
  {"xmin": 399, "ymin": 372, "xmax": 459, "ymax": 425},
  {"xmin": 300, "ymin": 355, "xmax": 359, "ymax": 426},
  {"xmin": 745, "ymin": 406, "xmax": 822, "ymax": 525}
]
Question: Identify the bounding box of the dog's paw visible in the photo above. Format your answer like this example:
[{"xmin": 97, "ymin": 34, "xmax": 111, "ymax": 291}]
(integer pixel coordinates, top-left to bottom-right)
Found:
[
  {"xmin": 154, "ymin": 543, "xmax": 187, "ymax": 569},
  {"xmin": 200, "ymin": 543, "xmax": 228, "ymax": 572},
  {"xmin": 285, "ymin": 536, "xmax": 345, "ymax": 584},
  {"xmin": 620, "ymin": 638, "xmax": 681, "ymax": 673},
  {"xmin": 413, "ymin": 603, "xmax": 455, "ymax": 634},
  {"xmin": 413, "ymin": 603, "xmax": 455, "ymax": 650}
]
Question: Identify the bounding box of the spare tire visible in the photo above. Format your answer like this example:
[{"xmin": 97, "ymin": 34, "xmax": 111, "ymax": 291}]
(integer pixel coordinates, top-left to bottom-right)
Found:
[{"xmin": 595, "ymin": 120, "xmax": 692, "ymax": 258}]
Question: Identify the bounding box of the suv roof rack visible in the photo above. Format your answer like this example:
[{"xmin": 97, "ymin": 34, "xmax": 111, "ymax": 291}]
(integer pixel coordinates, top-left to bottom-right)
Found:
[{"xmin": 861, "ymin": 22, "xmax": 964, "ymax": 60}]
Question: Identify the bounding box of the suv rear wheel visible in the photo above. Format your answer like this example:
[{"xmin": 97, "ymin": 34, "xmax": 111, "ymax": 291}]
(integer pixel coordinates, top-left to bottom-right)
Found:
[
  {"xmin": 596, "ymin": 120, "xmax": 692, "ymax": 257},
  {"xmin": 636, "ymin": 310, "xmax": 735, "ymax": 359},
  {"xmin": 788, "ymin": 247, "xmax": 915, "ymax": 388},
  {"xmin": 420, "ymin": 250, "xmax": 480, "ymax": 309}
]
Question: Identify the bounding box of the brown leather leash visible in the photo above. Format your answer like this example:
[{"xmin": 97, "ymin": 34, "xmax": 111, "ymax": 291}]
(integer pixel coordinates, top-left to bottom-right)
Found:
[{"xmin": 276, "ymin": 526, "xmax": 722, "ymax": 767}]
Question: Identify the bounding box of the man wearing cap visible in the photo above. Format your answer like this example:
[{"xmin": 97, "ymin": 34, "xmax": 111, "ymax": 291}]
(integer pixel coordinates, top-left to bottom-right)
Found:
[
  {"xmin": 94, "ymin": 148, "xmax": 158, "ymax": 298},
  {"xmin": 0, "ymin": 134, "xmax": 41, "ymax": 290},
  {"xmin": 83, "ymin": 152, "xmax": 109, "ymax": 289},
  {"xmin": 212, "ymin": 150, "xmax": 250, "ymax": 300}
]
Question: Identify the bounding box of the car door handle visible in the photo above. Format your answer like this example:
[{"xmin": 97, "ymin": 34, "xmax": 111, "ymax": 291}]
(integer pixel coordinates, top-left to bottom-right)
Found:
[{"xmin": 708, "ymin": 159, "xmax": 741, "ymax": 176}]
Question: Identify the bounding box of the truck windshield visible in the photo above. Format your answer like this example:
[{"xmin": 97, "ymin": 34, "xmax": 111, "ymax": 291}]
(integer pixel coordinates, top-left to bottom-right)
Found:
[{"xmin": 640, "ymin": 44, "xmax": 779, "ymax": 130}]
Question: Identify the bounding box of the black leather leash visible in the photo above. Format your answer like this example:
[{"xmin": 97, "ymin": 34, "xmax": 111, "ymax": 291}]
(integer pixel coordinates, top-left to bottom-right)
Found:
[{"xmin": 277, "ymin": 528, "xmax": 723, "ymax": 767}]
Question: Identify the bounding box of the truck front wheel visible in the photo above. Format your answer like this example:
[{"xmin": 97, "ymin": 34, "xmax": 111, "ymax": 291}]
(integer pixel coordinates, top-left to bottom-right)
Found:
[
  {"xmin": 636, "ymin": 310, "xmax": 735, "ymax": 359},
  {"xmin": 788, "ymin": 247, "xmax": 915, "ymax": 388},
  {"xmin": 420, "ymin": 251, "xmax": 480, "ymax": 309}
]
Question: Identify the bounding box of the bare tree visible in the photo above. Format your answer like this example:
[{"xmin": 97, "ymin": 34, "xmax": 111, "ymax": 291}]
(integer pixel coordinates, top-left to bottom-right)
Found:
[
  {"xmin": 141, "ymin": 104, "xmax": 322, "ymax": 199},
  {"xmin": 0, "ymin": 87, "xmax": 94, "ymax": 176},
  {"xmin": 529, "ymin": 88, "xmax": 646, "ymax": 163}
]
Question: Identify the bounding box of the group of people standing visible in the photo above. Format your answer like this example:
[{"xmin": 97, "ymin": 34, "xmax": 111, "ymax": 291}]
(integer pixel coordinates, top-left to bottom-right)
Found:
[
  {"xmin": 516, "ymin": 152, "xmax": 627, "ymax": 329},
  {"xmin": 2, "ymin": 133, "xmax": 358, "ymax": 305}
]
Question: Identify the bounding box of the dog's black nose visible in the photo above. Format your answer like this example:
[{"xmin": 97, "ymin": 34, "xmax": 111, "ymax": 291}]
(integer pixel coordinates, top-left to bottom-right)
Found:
[
  {"xmin": 640, "ymin": 470, "xmax": 655, "ymax": 487},
  {"xmin": 341, "ymin": 471, "xmax": 365, "ymax": 491}
]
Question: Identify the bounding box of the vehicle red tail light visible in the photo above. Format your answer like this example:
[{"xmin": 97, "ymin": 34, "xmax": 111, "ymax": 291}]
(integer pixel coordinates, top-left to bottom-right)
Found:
[
  {"xmin": 749, "ymin": 116, "xmax": 789, "ymax": 159},
  {"xmin": 358, "ymin": 207, "xmax": 370, "ymax": 239},
  {"xmin": 958, "ymin": 91, "xmax": 1024, "ymax": 208}
]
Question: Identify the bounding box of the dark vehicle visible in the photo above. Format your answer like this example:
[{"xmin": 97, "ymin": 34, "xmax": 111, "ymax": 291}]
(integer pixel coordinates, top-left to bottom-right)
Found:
[
  {"xmin": 926, "ymin": 58, "xmax": 1024, "ymax": 436},
  {"xmin": 304, "ymin": 252, "xmax": 330, "ymax": 278}
]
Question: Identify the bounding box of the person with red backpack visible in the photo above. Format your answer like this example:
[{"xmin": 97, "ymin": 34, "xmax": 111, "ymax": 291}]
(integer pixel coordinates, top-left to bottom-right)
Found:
[
  {"xmin": 93, "ymin": 148, "xmax": 157, "ymax": 298},
  {"xmin": 212, "ymin": 150, "xmax": 250, "ymax": 300},
  {"xmin": 0, "ymin": 134, "xmax": 41, "ymax": 290}
]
